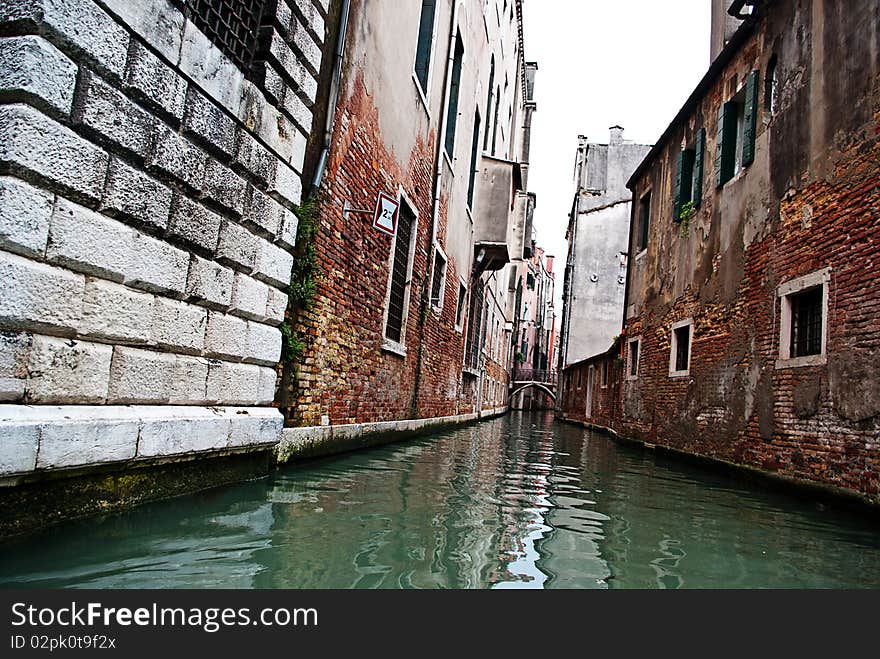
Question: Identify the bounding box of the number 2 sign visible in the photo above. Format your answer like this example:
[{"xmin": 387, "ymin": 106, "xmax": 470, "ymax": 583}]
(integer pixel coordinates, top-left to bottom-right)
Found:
[{"xmin": 372, "ymin": 191, "xmax": 399, "ymax": 236}]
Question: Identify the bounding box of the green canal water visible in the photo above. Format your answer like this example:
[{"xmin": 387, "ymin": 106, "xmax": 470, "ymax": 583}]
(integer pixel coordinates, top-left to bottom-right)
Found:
[{"xmin": 1, "ymin": 412, "xmax": 879, "ymax": 589}]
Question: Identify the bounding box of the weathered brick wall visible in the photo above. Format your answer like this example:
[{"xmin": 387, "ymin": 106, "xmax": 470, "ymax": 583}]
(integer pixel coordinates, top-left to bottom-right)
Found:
[
  {"xmin": 0, "ymin": 0, "xmax": 327, "ymax": 478},
  {"xmin": 559, "ymin": 352, "xmax": 622, "ymax": 429},
  {"xmin": 620, "ymin": 0, "xmax": 880, "ymax": 501},
  {"xmin": 284, "ymin": 72, "xmax": 469, "ymax": 425}
]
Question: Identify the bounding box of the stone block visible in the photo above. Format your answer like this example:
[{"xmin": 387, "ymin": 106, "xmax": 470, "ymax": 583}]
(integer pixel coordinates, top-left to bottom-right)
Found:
[
  {"xmin": 205, "ymin": 311, "xmax": 248, "ymax": 361},
  {"xmin": 79, "ymin": 278, "xmax": 154, "ymax": 344},
  {"xmin": 0, "ymin": 404, "xmax": 41, "ymax": 474},
  {"xmin": 36, "ymin": 405, "xmax": 139, "ymax": 469},
  {"xmin": 246, "ymin": 321, "xmax": 282, "ymax": 366},
  {"xmin": 185, "ymin": 255, "xmax": 233, "ymax": 309},
  {"xmin": 126, "ymin": 231, "xmax": 189, "ymax": 295},
  {"xmin": 136, "ymin": 406, "xmax": 232, "ymax": 458},
  {"xmin": 253, "ymin": 238, "xmax": 294, "ymax": 289},
  {"xmin": 167, "ymin": 192, "xmax": 221, "ymax": 253},
  {"xmin": 124, "ymin": 40, "xmax": 187, "ymax": 120},
  {"xmin": 233, "ymin": 130, "xmax": 274, "ymax": 186},
  {"xmin": 290, "ymin": 16, "xmax": 322, "ymax": 75},
  {"xmin": 205, "ymin": 360, "xmax": 263, "ymax": 405},
  {"xmin": 203, "ymin": 159, "xmax": 247, "ymax": 216},
  {"xmin": 108, "ymin": 347, "xmax": 207, "ymax": 404},
  {"xmin": 244, "ymin": 186, "xmax": 284, "ymax": 238},
  {"xmin": 25, "ymin": 335, "xmax": 112, "ymax": 403},
  {"xmin": 0, "ymin": 103, "xmax": 108, "ymax": 202},
  {"xmin": 73, "ymin": 71, "xmax": 152, "ymax": 157},
  {"xmin": 265, "ymin": 287, "xmax": 288, "ymax": 326},
  {"xmin": 230, "ymin": 273, "xmax": 269, "ymax": 322},
  {"xmin": 0, "ymin": 251, "xmax": 84, "ymax": 333},
  {"xmin": 227, "ymin": 407, "xmax": 283, "ymax": 448},
  {"xmin": 271, "ymin": 159, "xmax": 302, "ymax": 206},
  {"xmin": 278, "ymin": 208, "xmax": 300, "ymax": 249},
  {"xmin": 286, "ymin": 58, "xmax": 318, "ymax": 107},
  {"xmin": 150, "ymin": 297, "xmax": 207, "ymax": 354},
  {"xmin": 0, "ymin": 331, "xmax": 32, "ymax": 401},
  {"xmin": 101, "ymin": 0, "xmax": 184, "ymax": 63},
  {"xmin": 281, "ymin": 85, "xmax": 313, "ymax": 134},
  {"xmin": 47, "ymin": 196, "xmax": 132, "ymax": 282},
  {"xmin": 0, "ymin": 35, "xmax": 77, "ymax": 116},
  {"xmin": 178, "ymin": 19, "xmax": 243, "ymax": 115},
  {"xmin": 254, "ymin": 62, "xmax": 284, "ymax": 104},
  {"xmin": 146, "ymin": 121, "xmax": 207, "ymax": 192},
  {"xmin": 216, "ymin": 221, "xmax": 258, "ymax": 271},
  {"xmin": 257, "ymin": 365, "xmax": 277, "ymax": 403},
  {"xmin": 0, "ymin": 175, "xmax": 53, "ymax": 258},
  {"xmin": 3, "ymin": 0, "xmax": 129, "ymax": 80},
  {"xmin": 183, "ymin": 88, "xmax": 236, "ymax": 158},
  {"xmin": 101, "ymin": 158, "xmax": 172, "ymax": 231},
  {"xmin": 291, "ymin": 0, "xmax": 325, "ymax": 43}
]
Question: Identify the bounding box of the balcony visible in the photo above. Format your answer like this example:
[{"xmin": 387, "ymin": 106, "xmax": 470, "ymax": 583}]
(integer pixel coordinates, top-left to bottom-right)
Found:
[{"xmin": 472, "ymin": 155, "xmax": 526, "ymax": 271}]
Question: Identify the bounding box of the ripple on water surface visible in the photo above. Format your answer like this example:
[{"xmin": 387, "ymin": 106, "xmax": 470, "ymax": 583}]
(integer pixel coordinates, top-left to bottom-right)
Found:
[{"xmin": 1, "ymin": 411, "xmax": 879, "ymax": 588}]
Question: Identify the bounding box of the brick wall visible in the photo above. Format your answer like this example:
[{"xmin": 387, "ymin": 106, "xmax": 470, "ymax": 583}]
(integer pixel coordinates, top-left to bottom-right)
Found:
[
  {"xmin": 0, "ymin": 0, "xmax": 328, "ymax": 478},
  {"xmin": 559, "ymin": 351, "xmax": 622, "ymax": 429},
  {"xmin": 619, "ymin": 0, "xmax": 880, "ymax": 501}
]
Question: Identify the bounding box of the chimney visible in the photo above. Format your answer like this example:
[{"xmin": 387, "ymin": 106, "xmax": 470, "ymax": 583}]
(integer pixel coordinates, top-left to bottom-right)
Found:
[
  {"xmin": 711, "ymin": 0, "xmax": 743, "ymax": 62},
  {"xmin": 609, "ymin": 125, "xmax": 624, "ymax": 146}
]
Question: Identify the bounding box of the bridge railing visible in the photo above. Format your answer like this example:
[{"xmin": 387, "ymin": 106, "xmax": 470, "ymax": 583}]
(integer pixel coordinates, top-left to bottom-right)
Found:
[{"xmin": 510, "ymin": 368, "xmax": 557, "ymax": 384}]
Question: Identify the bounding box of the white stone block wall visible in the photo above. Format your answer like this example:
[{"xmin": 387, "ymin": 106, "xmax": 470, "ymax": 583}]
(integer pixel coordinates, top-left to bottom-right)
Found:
[{"xmin": 0, "ymin": 0, "xmax": 328, "ymax": 477}]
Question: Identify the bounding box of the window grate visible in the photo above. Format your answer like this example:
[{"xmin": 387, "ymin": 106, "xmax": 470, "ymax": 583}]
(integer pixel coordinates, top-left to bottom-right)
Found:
[
  {"xmin": 790, "ymin": 287, "xmax": 823, "ymax": 357},
  {"xmin": 385, "ymin": 200, "xmax": 415, "ymax": 343},
  {"xmin": 464, "ymin": 280, "xmax": 484, "ymax": 369},
  {"xmin": 185, "ymin": 0, "xmax": 267, "ymax": 73},
  {"xmin": 674, "ymin": 325, "xmax": 690, "ymax": 372}
]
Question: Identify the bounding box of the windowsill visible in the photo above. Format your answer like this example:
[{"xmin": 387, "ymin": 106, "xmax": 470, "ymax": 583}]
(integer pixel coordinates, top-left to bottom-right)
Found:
[
  {"xmin": 635, "ymin": 249, "xmax": 647, "ymax": 262},
  {"xmin": 668, "ymin": 369, "xmax": 690, "ymax": 378},
  {"xmin": 462, "ymin": 366, "xmax": 480, "ymax": 378},
  {"xmin": 454, "ymin": 324, "xmax": 463, "ymax": 335},
  {"xmin": 442, "ymin": 149, "xmax": 455, "ymax": 175},
  {"xmin": 412, "ymin": 72, "xmax": 431, "ymax": 119},
  {"xmin": 775, "ymin": 354, "xmax": 827, "ymax": 370},
  {"xmin": 381, "ymin": 338, "xmax": 407, "ymax": 358},
  {"xmin": 625, "ymin": 375, "xmax": 638, "ymax": 382}
]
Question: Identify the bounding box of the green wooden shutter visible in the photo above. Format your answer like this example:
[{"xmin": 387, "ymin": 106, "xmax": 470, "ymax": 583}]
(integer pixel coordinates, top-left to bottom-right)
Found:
[
  {"xmin": 715, "ymin": 102, "xmax": 738, "ymax": 187},
  {"xmin": 742, "ymin": 70, "xmax": 759, "ymax": 167},
  {"xmin": 693, "ymin": 128, "xmax": 705, "ymax": 207},
  {"xmin": 674, "ymin": 151, "xmax": 684, "ymax": 222}
]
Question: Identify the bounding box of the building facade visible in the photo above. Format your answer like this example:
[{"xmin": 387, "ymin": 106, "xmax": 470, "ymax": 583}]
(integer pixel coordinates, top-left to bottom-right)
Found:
[
  {"xmin": 0, "ymin": 0, "xmax": 331, "ymax": 529},
  {"xmin": 620, "ymin": 0, "xmax": 880, "ymax": 501},
  {"xmin": 279, "ymin": 0, "xmax": 537, "ymax": 435}
]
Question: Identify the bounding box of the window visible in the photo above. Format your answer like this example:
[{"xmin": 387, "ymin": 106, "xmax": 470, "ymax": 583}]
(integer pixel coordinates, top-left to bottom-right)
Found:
[
  {"xmin": 464, "ymin": 279, "xmax": 484, "ymax": 369},
  {"xmin": 627, "ymin": 337, "xmax": 640, "ymax": 380},
  {"xmin": 189, "ymin": 0, "xmax": 266, "ymax": 73},
  {"xmin": 601, "ymin": 360, "xmax": 609, "ymax": 387},
  {"xmin": 777, "ymin": 268, "xmax": 830, "ymax": 368},
  {"xmin": 467, "ymin": 109, "xmax": 481, "ymax": 209},
  {"xmin": 444, "ymin": 31, "xmax": 464, "ymax": 159},
  {"xmin": 526, "ymin": 273, "xmax": 535, "ymax": 290},
  {"xmin": 383, "ymin": 195, "xmax": 418, "ymax": 348},
  {"xmin": 765, "ymin": 55, "xmax": 778, "ymax": 115},
  {"xmin": 716, "ymin": 70, "xmax": 759, "ymax": 187},
  {"xmin": 577, "ymin": 369, "xmax": 582, "ymax": 389},
  {"xmin": 455, "ymin": 281, "xmax": 467, "ymax": 330},
  {"xmin": 414, "ymin": 1, "xmax": 437, "ymax": 96},
  {"xmin": 491, "ymin": 85, "xmax": 500, "ymax": 155},
  {"xmin": 430, "ymin": 248, "xmax": 447, "ymax": 309},
  {"xmin": 483, "ymin": 57, "xmax": 494, "ymax": 150},
  {"xmin": 636, "ymin": 191, "xmax": 651, "ymax": 253},
  {"xmin": 673, "ymin": 128, "xmax": 706, "ymax": 221},
  {"xmin": 669, "ymin": 319, "xmax": 694, "ymax": 377}
]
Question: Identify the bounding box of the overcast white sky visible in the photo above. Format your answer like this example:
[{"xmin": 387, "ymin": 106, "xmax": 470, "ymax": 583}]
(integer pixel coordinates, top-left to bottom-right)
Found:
[{"xmin": 521, "ymin": 0, "xmax": 711, "ymax": 308}]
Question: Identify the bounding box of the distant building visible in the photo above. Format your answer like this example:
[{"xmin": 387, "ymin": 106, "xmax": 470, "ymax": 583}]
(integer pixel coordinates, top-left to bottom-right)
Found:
[{"xmin": 510, "ymin": 246, "xmax": 556, "ymax": 409}]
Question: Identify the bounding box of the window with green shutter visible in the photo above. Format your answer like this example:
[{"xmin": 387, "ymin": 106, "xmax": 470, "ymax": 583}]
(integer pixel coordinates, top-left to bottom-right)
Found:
[
  {"xmin": 715, "ymin": 101, "xmax": 738, "ymax": 187},
  {"xmin": 444, "ymin": 32, "xmax": 464, "ymax": 158},
  {"xmin": 742, "ymin": 70, "xmax": 760, "ymax": 167},
  {"xmin": 692, "ymin": 128, "xmax": 705, "ymax": 207},
  {"xmin": 414, "ymin": 1, "xmax": 437, "ymax": 95},
  {"xmin": 673, "ymin": 149, "xmax": 695, "ymax": 222}
]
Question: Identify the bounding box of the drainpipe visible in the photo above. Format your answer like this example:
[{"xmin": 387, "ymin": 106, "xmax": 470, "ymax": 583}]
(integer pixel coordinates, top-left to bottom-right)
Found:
[{"xmin": 311, "ymin": 0, "xmax": 351, "ymax": 194}]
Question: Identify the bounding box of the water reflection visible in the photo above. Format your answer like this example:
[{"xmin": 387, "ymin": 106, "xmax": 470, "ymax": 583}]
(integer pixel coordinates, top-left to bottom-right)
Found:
[{"xmin": 1, "ymin": 411, "xmax": 879, "ymax": 588}]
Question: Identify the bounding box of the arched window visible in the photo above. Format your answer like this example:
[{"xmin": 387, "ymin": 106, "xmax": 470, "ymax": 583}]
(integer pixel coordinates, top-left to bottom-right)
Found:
[{"xmin": 765, "ymin": 54, "xmax": 778, "ymax": 114}]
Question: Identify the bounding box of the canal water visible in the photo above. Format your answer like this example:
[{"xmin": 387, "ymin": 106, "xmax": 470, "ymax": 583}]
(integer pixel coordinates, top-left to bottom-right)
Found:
[{"xmin": 1, "ymin": 412, "xmax": 879, "ymax": 589}]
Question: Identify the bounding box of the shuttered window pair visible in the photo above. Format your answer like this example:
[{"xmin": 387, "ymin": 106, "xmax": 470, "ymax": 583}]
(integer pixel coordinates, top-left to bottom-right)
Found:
[
  {"xmin": 673, "ymin": 129, "xmax": 705, "ymax": 222},
  {"xmin": 414, "ymin": 1, "xmax": 437, "ymax": 94},
  {"xmin": 715, "ymin": 70, "xmax": 759, "ymax": 188}
]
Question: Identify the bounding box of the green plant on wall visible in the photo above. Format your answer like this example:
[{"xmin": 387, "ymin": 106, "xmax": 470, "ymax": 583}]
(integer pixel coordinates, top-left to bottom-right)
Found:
[
  {"xmin": 679, "ymin": 200, "xmax": 695, "ymax": 237},
  {"xmin": 283, "ymin": 197, "xmax": 321, "ymax": 367},
  {"xmin": 515, "ymin": 351, "xmax": 525, "ymax": 364}
]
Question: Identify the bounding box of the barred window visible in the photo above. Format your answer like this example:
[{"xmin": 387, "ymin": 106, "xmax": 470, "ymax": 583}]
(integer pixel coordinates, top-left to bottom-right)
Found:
[
  {"xmin": 789, "ymin": 287, "xmax": 823, "ymax": 358},
  {"xmin": 384, "ymin": 198, "xmax": 417, "ymax": 344},
  {"xmin": 181, "ymin": 0, "xmax": 267, "ymax": 73}
]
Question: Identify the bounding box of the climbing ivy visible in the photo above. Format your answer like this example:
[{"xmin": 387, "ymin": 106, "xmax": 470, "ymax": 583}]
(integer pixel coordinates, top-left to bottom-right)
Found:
[{"xmin": 679, "ymin": 200, "xmax": 695, "ymax": 237}]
